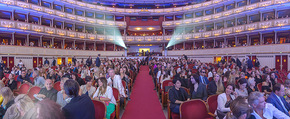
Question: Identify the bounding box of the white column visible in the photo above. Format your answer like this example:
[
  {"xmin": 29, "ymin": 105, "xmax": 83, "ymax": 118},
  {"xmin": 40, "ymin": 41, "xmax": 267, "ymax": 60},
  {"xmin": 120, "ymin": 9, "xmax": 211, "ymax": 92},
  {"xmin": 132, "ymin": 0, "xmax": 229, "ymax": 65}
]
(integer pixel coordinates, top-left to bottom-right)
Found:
[
  {"xmin": 235, "ymin": 36, "xmax": 238, "ymax": 46},
  {"xmin": 26, "ymin": 34, "xmax": 30, "ymax": 46},
  {"xmin": 259, "ymin": 32, "xmax": 263, "ymax": 45},
  {"xmin": 274, "ymin": 31, "xmax": 277, "ymax": 44}
]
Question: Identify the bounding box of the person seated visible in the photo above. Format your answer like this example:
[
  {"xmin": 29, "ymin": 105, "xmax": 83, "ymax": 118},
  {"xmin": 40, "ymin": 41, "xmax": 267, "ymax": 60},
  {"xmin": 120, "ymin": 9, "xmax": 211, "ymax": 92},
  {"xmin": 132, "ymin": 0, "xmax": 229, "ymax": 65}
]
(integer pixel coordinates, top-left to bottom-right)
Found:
[
  {"xmin": 262, "ymin": 74, "xmax": 273, "ymax": 95},
  {"xmin": 22, "ymin": 99, "xmax": 64, "ymax": 119},
  {"xmin": 235, "ymin": 78, "xmax": 248, "ymax": 97},
  {"xmin": 4, "ymin": 94, "xmax": 34, "ymax": 119},
  {"xmin": 189, "ymin": 74, "xmax": 207, "ymax": 100},
  {"xmin": 56, "ymin": 77, "xmax": 69, "ymax": 108},
  {"xmin": 216, "ymin": 84, "xmax": 236, "ymax": 119},
  {"xmin": 33, "ymin": 70, "xmax": 45, "ymax": 88},
  {"xmin": 71, "ymin": 73, "xmax": 85, "ymax": 86},
  {"xmin": 7, "ymin": 74, "xmax": 17, "ymax": 91},
  {"xmin": 208, "ymin": 74, "xmax": 224, "ymax": 95},
  {"xmin": 224, "ymin": 96, "xmax": 252, "ymax": 119},
  {"xmin": 107, "ymin": 69, "xmax": 126, "ymax": 98},
  {"xmin": 248, "ymin": 91, "xmax": 290, "ymax": 119},
  {"xmin": 0, "ymin": 87, "xmax": 15, "ymax": 118},
  {"xmin": 266, "ymin": 83, "xmax": 290, "ymax": 117},
  {"xmin": 199, "ymin": 69, "xmax": 209, "ymax": 85},
  {"xmin": 17, "ymin": 70, "xmax": 32, "ymax": 84},
  {"xmin": 247, "ymin": 77, "xmax": 258, "ymax": 95},
  {"xmin": 35, "ymin": 79, "xmax": 58, "ymax": 102},
  {"xmin": 168, "ymin": 78, "xmax": 190, "ymax": 114},
  {"xmin": 93, "ymin": 77, "xmax": 116, "ymax": 119},
  {"xmin": 80, "ymin": 76, "xmax": 96, "ymax": 98},
  {"xmin": 62, "ymin": 80, "xmax": 95, "ymax": 119}
]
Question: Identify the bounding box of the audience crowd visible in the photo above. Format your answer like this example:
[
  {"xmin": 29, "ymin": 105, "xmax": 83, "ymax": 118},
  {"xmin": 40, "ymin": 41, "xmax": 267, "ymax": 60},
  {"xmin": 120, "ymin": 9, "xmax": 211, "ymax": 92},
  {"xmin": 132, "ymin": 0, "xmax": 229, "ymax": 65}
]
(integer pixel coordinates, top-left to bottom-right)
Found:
[{"xmin": 0, "ymin": 55, "xmax": 140, "ymax": 119}]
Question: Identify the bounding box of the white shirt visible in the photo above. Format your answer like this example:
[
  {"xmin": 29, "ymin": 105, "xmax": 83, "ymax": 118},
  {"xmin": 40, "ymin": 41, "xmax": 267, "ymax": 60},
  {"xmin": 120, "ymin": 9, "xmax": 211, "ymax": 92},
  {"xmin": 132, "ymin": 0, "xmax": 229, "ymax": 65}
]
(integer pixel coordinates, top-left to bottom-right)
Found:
[
  {"xmin": 93, "ymin": 86, "xmax": 116, "ymax": 105},
  {"xmin": 108, "ymin": 75, "xmax": 126, "ymax": 97},
  {"xmin": 251, "ymin": 103, "xmax": 290, "ymax": 119},
  {"xmin": 208, "ymin": 72, "xmax": 213, "ymax": 78},
  {"xmin": 217, "ymin": 93, "xmax": 236, "ymax": 112}
]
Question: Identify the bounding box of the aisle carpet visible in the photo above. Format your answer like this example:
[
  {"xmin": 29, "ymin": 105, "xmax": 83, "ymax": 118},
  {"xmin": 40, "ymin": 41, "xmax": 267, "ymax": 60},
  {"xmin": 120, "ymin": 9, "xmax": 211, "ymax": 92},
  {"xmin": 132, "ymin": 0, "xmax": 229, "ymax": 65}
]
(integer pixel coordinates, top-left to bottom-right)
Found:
[{"xmin": 121, "ymin": 66, "xmax": 166, "ymax": 119}]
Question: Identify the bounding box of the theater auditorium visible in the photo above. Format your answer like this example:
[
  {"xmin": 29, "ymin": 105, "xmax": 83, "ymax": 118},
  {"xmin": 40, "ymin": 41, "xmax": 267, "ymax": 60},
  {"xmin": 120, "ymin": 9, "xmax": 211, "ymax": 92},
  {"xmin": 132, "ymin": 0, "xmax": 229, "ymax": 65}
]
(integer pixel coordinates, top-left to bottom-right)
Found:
[{"xmin": 0, "ymin": 0, "xmax": 290, "ymax": 118}]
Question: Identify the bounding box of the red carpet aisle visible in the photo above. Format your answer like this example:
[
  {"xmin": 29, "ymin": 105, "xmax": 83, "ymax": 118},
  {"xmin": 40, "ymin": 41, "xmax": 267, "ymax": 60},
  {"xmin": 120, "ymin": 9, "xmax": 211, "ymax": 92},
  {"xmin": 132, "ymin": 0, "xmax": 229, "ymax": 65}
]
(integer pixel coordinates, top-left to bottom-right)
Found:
[{"xmin": 121, "ymin": 66, "xmax": 166, "ymax": 119}]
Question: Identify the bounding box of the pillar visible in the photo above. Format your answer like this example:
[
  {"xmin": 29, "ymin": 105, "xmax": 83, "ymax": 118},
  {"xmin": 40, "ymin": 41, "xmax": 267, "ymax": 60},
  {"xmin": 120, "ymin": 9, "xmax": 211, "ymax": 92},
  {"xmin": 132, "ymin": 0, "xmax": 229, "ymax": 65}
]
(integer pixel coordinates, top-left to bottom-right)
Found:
[{"xmin": 26, "ymin": 34, "xmax": 30, "ymax": 46}]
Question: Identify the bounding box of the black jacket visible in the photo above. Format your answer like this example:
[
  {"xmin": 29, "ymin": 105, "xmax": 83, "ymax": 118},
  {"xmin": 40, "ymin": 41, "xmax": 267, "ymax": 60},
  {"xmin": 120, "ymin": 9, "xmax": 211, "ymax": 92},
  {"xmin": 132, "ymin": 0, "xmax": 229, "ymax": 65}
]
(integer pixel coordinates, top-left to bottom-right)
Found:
[
  {"xmin": 63, "ymin": 95, "xmax": 95, "ymax": 119},
  {"xmin": 169, "ymin": 87, "xmax": 189, "ymax": 110}
]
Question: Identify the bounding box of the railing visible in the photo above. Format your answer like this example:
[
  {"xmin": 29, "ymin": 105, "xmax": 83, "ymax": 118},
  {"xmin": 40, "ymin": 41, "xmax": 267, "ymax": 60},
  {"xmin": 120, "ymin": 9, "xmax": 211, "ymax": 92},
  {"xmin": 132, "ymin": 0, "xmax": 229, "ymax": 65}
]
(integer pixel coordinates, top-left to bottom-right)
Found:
[
  {"xmin": 0, "ymin": 18, "xmax": 289, "ymax": 41},
  {"xmin": 0, "ymin": 0, "xmax": 127, "ymax": 27},
  {"xmin": 162, "ymin": 0, "xmax": 289, "ymax": 26}
]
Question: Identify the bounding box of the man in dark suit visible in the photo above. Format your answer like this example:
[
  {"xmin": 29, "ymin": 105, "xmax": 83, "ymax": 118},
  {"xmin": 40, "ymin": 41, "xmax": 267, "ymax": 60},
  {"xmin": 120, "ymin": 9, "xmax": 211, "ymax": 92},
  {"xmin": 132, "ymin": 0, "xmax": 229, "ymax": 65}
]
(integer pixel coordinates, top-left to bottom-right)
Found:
[
  {"xmin": 95, "ymin": 54, "xmax": 101, "ymax": 67},
  {"xmin": 199, "ymin": 69, "xmax": 209, "ymax": 85},
  {"xmin": 72, "ymin": 56, "xmax": 77, "ymax": 66},
  {"xmin": 52, "ymin": 57, "xmax": 56, "ymax": 66},
  {"xmin": 86, "ymin": 56, "xmax": 92, "ymax": 67},
  {"xmin": 266, "ymin": 83, "xmax": 290, "ymax": 118},
  {"xmin": 44, "ymin": 58, "xmax": 49, "ymax": 65}
]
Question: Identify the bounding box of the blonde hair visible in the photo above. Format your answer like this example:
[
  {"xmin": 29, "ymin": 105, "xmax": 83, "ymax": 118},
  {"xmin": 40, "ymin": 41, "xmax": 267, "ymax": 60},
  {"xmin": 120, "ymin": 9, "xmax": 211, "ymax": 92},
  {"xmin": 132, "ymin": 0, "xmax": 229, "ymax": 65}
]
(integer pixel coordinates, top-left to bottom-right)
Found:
[
  {"xmin": 14, "ymin": 94, "xmax": 34, "ymax": 115},
  {"xmin": 97, "ymin": 77, "xmax": 108, "ymax": 96},
  {"xmin": 1, "ymin": 87, "xmax": 14, "ymax": 106}
]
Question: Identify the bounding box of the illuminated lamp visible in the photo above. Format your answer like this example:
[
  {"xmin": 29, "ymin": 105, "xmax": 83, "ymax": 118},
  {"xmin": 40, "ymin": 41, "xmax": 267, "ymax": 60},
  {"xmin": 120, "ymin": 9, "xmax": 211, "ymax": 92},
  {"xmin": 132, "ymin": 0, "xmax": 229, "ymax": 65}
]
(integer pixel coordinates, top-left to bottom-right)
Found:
[
  {"xmin": 135, "ymin": 27, "xmax": 142, "ymax": 30},
  {"xmin": 194, "ymin": 36, "xmax": 199, "ymax": 38},
  {"xmin": 214, "ymin": 33, "xmax": 220, "ymax": 36},
  {"xmin": 79, "ymin": 36, "xmax": 85, "ymax": 38},
  {"xmin": 224, "ymin": 32, "xmax": 230, "ymax": 34},
  {"xmin": 195, "ymin": 20, "xmax": 200, "ymax": 22},
  {"xmin": 69, "ymin": 34, "xmax": 75, "ymax": 37},
  {"xmin": 248, "ymin": 28, "xmax": 254, "ymax": 30},
  {"xmin": 89, "ymin": 37, "xmax": 94, "ymax": 40},
  {"xmin": 148, "ymin": 27, "xmax": 154, "ymax": 30}
]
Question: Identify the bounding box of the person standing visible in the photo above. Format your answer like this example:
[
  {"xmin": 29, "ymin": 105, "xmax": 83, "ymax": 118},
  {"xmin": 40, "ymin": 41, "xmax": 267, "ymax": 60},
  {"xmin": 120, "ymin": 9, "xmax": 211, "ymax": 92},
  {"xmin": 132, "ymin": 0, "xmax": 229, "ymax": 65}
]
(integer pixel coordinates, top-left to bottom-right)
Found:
[{"xmin": 95, "ymin": 54, "xmax": 101, "ymax": 67}]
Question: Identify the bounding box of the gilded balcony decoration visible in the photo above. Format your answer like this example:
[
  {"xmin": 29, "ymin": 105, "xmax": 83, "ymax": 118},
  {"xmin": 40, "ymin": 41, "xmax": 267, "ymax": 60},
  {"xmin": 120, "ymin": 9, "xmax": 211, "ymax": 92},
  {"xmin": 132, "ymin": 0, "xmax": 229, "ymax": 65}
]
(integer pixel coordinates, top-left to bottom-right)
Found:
[
  {"xmin": 0, "ymin": 20, "xmax": 15, "ymax": 28},
  {"xmin": 194, "ymin": 33, "xmax": 201, "ymax": 38},
  {"xmin": 56, "ymin": 29, "xmax": 66, "ymax": 36},
  {"xmin": 213, "ymin": 13, "xmax": 222, "ymax": 19},
  {"xmin": 88, "ymin": 34, "xmax": 97, "ymax": 40},
  {"xmin": 193, "ymin": 4, "xmax": 202, "ymax": 8},
  {"xmin": 86, "ymin": 4, "xmax": 95, "ymax": 9},
  {"xmin": 164, "ymin": 8, "xmax": 173, "ymax": 13},
  {"xmin": 97, "ymin": 35, "xmax": 105, "ymax": 40},
  {"xmin": 213, "ymin": 0, "xmax": 223, "ymax": 4},
  {"xmin": 44, "ymin": 8, "xmax": 55, "ymax": 14},
  {"xmin": 259, "ymin": 0, "xmax": 273, "ymax": 7},
  {"xmin": 202, "ymin": 1, "xmax": 212, "ymax": 6},
  {"xmin": 164, "ymin": 36, "xmax": 171, "ymax": 41},
  {"xmin": 17, "ymin": 22, "xmax": 29, "ymax": 30},
  {"xmin": 184, "ymin": 34, "xmax": 192, "ymax": 39},
  {"xmin": 97, "ymin": 6, "xmax": 105, "ymax": 10},
  {"xmin": 67, "ymin": 31, "xmax": 76, "ymax": 37},
  {"xmin": 77, "ymin": 1, "xmax": 85, "ymax": 7},
  {"xmin": 246, "ymin": 23, "xmax": 258, "ymax": 30},
  {"xmin": 203, "ymin": 32, "xmax": 211, "ymax": 37},
  {"xmin": 223, "ymin": 28, "xmax": 232, "ymax": 34},
  {"xmin": 32, "ymin": 25, "xmax": 43, "ymax": 32},
  {"xmin": 234, "ymin": 7, "xmax": 245, "ymax": 13},
  {"xmin": 87, "ymin": 18, "xmax": 96, "ymax": 23},
  {"xmin": 183, "ymin": 5, "xmax": 192, "ymax": 10},
  {"xmin": 44, "ymin": 27, "xmax": 55, "ymax": 34},
  {"xmin": 106, "ymin": 21, "xmax": 114, "ymax": 26},
  {"xmin": 223, "ymin": 10, "xmax": 233, "ymax": 16},
  {"xmin": 246, "ymin": 4, "xmax": 258, "ymax": 10},
  {"xmin": 155, "ymin": 9, "xmax": 163, "ymax": 13},
  {"xmin": 213, "ymin": 30, "xmax": 222, "ymax": 36},
  {"xmin": 174, "ymin": 7, "xmax": 182, "ymax": 12},
  {"xmin": 174, "ymin": 21, "xmax": 182, "ymax": 25},
  {"xmin": 184, "ymin": 19, "xmax": 192, "ymax": 24},
  {"xmin": 193, "ymin": 18, "xmax": 202, "ymax": 23},
  {"xmin": 16, "ymin": 1, "xmax": 29, "ymax": 8},
  {"xmin": 77, "ymin": 16, "xmax": 86, "ymax": 22},
  {"xmin": 107, "ymin": 36, "xmax": 114, "ymax": 41},
  {"xmin": 66, "ymin": 0, "xmax": 75, "ymax": 4},
  {"xmin": 31, "ymin": 5, "xmax": 43, "ymax": 11},
  {"xmin": 203, "ymin": 16, "xmax": 212, "ymax": 21},
  {"xmin": 116, "ymin": 8, "xmax": 125, "ymax": 13},
  {"xmin": 156, "ymin": 36, "xmax": 163, "ymax": 41},
  {"xmin": 97, "ymin": 20, "xmax": 105, "ymax": 25},
  {"xmin": 126, "ymin": 36, "xmax": 134, "ymax": 41},
  {"xmin": 275, "ymin": 18, "xmax": 289, "ymax": 26},
  {"xmin": 1, "ymin": 0, "xmax": 14, "ymax": 5},
  {"xmin": 145, "ymin": 36, "xmax": 153, "ymax": 41},
  {"xmin": 126, "ymin": 9, "xmax": 133, "ymax": 13},
  {"xmin": 234, "ymin": 26, "xmax": 244, "ymax": 33},
  {"xmin": 56, "ymin": 11, "xmax": 65, "ymax": 17},
  {"xmin": 136, "ymin": 36, "xmax": 144, "ymax": 41},
  {"xmin": 259, "ymin": 21, "xmax": 272, "ymax": 28},
  {"xmin": 78, "ymin": 33, "xmax": 86, "ymax": 39},
  {"xmin": 275, "ymin": 0, "xmax": 288, "ymax": 4},
  {"xmin": 67, "ymin": 14, "xmax": 76, "ymax": 20}
]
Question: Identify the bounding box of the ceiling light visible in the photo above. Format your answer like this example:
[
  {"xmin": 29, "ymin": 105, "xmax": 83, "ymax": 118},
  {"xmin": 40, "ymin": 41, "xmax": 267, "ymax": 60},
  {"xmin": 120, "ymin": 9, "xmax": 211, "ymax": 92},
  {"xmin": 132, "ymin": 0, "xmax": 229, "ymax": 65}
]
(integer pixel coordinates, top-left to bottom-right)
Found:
[
  {"xmin": 148, "ymin": 27, "xmax": 154, "ymax": 30},
  {"xmin": 136, "ymin": 27, "xmax": 142, "ymax": 30}
]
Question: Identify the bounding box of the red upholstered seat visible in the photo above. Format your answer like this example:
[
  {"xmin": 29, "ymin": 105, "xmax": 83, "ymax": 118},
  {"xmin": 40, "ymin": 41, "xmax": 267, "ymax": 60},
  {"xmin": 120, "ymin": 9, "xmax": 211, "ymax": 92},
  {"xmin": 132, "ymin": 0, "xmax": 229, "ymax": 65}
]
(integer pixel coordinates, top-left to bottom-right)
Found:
[
  {"xmin": 257, "ymin": 83, "xmax": 262, "ymax": 92},
  {"xmin": 180, "ymin": 99, "xmax": 215, "ymax": 119},
  {"xmin": 92, "ymin": 100, "xmax": 106, "ymax": 119},
  {"xmin": 161, "ymin": 80, "xmax": 173, "ymax": 107},
  {"xmin": 207, "ymin": 94, "xmax": 219, "ymax": 114},
  {"xmin": 53, "ymin": 81, "xmax": 61, "ymax": 91},
  {"xmin": 30, "ymin": 77, "xmax": 34, "ymax": 84},
  {"xmin": 4, "ymin": 73, "xmax": 9, "ymax": 79},
  {"xmin": 14, "ymin": 83, "xmax": 31, "ymax": 95},
  {"xmin": 112, "ymin": 88, "xmax": 120, "ymax": 119},
  {"xmin": 27, "ymin": 86, "xmax": 41, "ymax": 100},
  {"xmin": 171, "ymin": 112, "xmax": 180, "ymax": 119},
  {"xmin": 121, "ymin": 80, "xmax": 127, "ymax": 107},
  {"xmin": 16, "ymin": 81, "xmax": 21, "ymax": 89},
  {"xmin": 14, "ymin": 75, "xmax": 18, "ymax": 81}
]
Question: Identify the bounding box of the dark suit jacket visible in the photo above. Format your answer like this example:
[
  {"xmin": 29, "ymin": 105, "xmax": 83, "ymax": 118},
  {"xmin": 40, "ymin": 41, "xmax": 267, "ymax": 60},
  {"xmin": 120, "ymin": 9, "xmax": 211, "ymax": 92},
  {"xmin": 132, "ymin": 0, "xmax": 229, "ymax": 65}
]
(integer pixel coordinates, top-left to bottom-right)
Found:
[
  {"xmin": 169, "ymin": 87, "xmax": 189, "ymax": 110},
  {"xmin": 95, "ymin": 57, "xmax": 101, "ymax": 67},
  {"xmin": 266, "ymin": 92, "xmax": 290, "ymax": 117},
  {"xmin": 199, "ymin": 76, "xmax": 209, "ymax": 85},
  {"xmin": 63, "ymin": 95, "xmax": 95, "ymax": 119},
  {"xmin": 191, "ymin": 83, "xmax": 208, "ymax": 100},
  {"xmin": 208, "ymin": 81, "xmax": 217, "ymax": 95}
]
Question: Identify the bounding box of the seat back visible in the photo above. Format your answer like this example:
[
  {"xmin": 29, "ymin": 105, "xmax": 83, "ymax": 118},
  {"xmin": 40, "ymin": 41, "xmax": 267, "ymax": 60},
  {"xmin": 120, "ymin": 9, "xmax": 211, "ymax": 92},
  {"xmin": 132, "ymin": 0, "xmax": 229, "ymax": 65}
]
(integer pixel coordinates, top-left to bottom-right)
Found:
[
  {"xmin": 162, "ymin": 80, "xmax": 173, "ymax": 92},
  {"xmin": 121, "ymin": 80, "xmax": 126, "ymax": 94},
  {"xmin": 18, "ymin": 83, "xmax": 31, "ymax": 94},
  {"xmin": 27, "ymin": 86, "xmax": 41, "ymax": 100},
  {"xmin": 30, "ymin": 77, "xmax": 34, "ymax": 84},
  {"xmin": 16, "ymin": 81, "xmax": 21, "ymax": 89},
  {"xmin": 14, "ymin": 75, "xmax": 18, "ymax": 81},
  {"xmin": 207, "ymin": 94, "xmax": 218, "ymax": 114},
  {"xmin": 257, "ymin": 83, "xmax": 262, "ymax": 92},
  {"xmin": 112, "ymin": 87, "xmax": 120, "ymax": 101},
  {"xmin": 92, "ymin": 100, "xmax": 106, "ymax": 119},
  {"xmin": 180, "ymin": 99, "xmax": 209, "ymax": 119},
  {"xmin": 53, "ymin": 81, "xmax": 61, "ymax": 91}
]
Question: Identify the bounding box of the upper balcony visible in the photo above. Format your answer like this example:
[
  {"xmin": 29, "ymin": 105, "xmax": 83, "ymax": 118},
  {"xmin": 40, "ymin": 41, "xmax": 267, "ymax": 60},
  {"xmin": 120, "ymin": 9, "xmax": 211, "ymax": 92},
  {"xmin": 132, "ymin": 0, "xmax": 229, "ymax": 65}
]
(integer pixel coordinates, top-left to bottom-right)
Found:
[
  {"xmin": 0, "ymin": 17, "xmax": 289, "ymax": 42},
  {"xmin": 162, "ymin": 0, "xmax": 290, "ymax": 27},
  {"xmin": 0, "ymin": 0, "xmax": 127, "ymax": 28}
]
